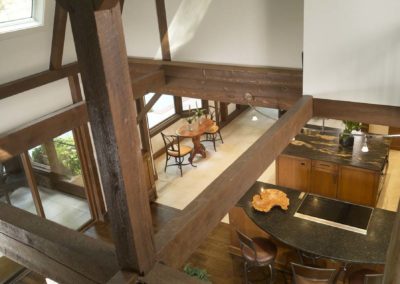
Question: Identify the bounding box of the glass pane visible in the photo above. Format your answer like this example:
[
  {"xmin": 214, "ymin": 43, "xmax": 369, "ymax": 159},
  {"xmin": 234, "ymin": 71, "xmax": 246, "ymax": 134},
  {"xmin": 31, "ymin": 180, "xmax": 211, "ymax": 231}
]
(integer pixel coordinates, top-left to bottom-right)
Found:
[
  {"xmin": 182, "ymin": 97, "xmax": 202, "ymax": 111},
  {"xmin": 27, "ymin": 131, "xmax": 91, "ymax": 230},
  {"xmin": 0, "ymin": 155, "xmax": 37, "ymax": 215},
  {"xmin": 145, "ymin": 93, "xmax": 176, "ymax": 128},
  {"xmin": 0, "ymin": 0, "xmax": 33, "ymax": 24}
]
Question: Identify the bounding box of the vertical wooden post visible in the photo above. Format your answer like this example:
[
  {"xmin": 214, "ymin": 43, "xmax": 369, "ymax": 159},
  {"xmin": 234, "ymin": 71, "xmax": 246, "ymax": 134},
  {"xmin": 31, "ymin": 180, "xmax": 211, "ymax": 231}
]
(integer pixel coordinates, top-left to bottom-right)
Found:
[
  {"xmin": 61, "ymin": 1, "xmax": 155, "ymax": 273},
  {"xmin": 49, "ymin": 3, "xmax": 68, "ymax": 70},
  {"xmin": 20, "ymin": 152, "xmax": 46, "ymax": 218},
  {"xmin": 155, "ymin": 0, "xmax": 171, "ymax": 61}
]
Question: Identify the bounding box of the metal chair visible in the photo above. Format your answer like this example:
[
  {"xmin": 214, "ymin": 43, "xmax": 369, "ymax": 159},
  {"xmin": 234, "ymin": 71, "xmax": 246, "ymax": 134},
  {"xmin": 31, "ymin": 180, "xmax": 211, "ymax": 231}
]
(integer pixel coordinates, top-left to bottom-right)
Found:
[
  {"xmin": 347, "ymin": 269, "xmax": 383, "ymax": 284},
  {"xmin": 291, "ymin": 262, "xmax": 337, "ymax": 284},
  {"xmin": 236, "ymin": 230, "xmax": 277, "ymax": 284},
  {"xmin": 161, "ymin": 132, "xmax": 193, "ymax": 177},
  {"xmin": 202, "ymin": 106, "xmax": 223, "ymax": 151}
]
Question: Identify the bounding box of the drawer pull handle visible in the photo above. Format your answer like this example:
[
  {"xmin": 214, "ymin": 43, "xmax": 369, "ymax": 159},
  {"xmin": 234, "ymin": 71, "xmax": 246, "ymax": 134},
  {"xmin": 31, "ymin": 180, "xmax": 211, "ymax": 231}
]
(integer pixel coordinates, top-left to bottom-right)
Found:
[{"xmin": 300, "ymin": 162, "xmax": 305, "ymax": 166}]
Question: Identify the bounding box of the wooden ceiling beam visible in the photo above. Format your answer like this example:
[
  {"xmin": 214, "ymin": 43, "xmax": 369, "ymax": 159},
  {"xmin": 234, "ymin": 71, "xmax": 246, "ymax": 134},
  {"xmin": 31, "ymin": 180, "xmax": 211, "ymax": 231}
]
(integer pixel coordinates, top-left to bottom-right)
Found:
[
  {"xmin": 313, "ymin": 98, "xmax": 400, "ymax": 128},
  {"xmin": 0, "ymin": 102, "xmax": 87, "ymax": 162},
  {"xmin": 56, "ymin": 0, "xmax": 119, "ymax": 12},
  {"xmin": 0, "ymin": 63, "xmax": 79, "ymax": 100},
  {"xmin": 137, "ymin": 93, "xmax": 162, "ymax": 123},
  {"xmin": 49, "ymin": 3, "xmax": 68, "ymax": 70},
  {"xmin": 155, "ymin": 0, "xmax": 171, "ymax": 61},
  {"xmin": 131, "ymin": 69, "xmax": 165, "ymax": 99},
  {"xmin": 155, "ymin": 96, "xmax": 313, "ymax": 268},
  {"xmin": 65, "ymin": 0, "xmax": 155, "ymax": 273},
  {"xmin": 0, "ymin": 203, "xmax": 119, "ymax": 284}
]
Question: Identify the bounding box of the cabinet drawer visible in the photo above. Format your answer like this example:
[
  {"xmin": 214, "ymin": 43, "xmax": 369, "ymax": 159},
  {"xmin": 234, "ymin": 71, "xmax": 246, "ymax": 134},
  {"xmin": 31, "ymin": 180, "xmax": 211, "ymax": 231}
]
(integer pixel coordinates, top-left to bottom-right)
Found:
[{"xmin": 312, "ymin": 160, "xmax": 338, "ymax": 172}]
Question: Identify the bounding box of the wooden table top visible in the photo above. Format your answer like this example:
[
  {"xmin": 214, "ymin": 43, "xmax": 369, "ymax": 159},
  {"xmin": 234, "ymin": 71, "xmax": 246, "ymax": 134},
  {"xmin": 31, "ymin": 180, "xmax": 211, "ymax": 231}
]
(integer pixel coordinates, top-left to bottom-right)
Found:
[{"xmin": 176, "ymin": 119, "xmax": 214, "ymax": 138}]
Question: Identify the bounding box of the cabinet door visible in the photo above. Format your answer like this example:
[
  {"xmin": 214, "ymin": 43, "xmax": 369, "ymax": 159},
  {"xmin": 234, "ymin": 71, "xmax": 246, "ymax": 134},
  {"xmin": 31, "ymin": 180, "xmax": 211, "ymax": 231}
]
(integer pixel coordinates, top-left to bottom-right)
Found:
[
  {"xmin": 338, "ymin": 166, "xmax": 379, "ymax": 206},
  {"xmin": 310, "ymin": 161, "xmax": 338, "ymax": 198},
  {"xmin": 276, "ymin": 155, "xmax": 311, "ymax": 191}
]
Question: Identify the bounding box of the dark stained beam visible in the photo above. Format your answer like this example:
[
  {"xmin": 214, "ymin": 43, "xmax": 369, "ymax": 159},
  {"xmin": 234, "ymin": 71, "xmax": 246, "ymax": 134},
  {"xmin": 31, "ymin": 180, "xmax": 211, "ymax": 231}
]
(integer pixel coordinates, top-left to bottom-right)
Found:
[
  {"xmin": 0, "ymin": 203, "xmax": 118, "ymax": 284},
  {"xmin": 65, "ymin": 1, "xmax": 155, "ymax": 273},
  {"xmin": 57, "ymin": 0, "xmax": 119, "ymax": 11},
  {"xmin": 313, "ymin": 98, "xmax": 400, "ymax": 128},
  {"xmin": 131, "ymin": 69, "xmax": 165, "ymax": 99},
  {"xmin": 128, "ymin": 58, "xmax": 303, "ymax": 109},
  {"xmin": 68, "ymin": 74, "xmax": 106, "ymax": 221},
  {"xmin": 0, "ymin": 102, "xmax": 87, "ymax": 163},
  {"xmin": 137, "ymin": 93, "xmax": 162, "ymax": 123},
  {"xmin": 0, "ymin": 63, "xmax": 79, "ymax": 100},
  {"xmin": 155, "ymin": 96, "xmax": 313, "ymax": 268},
  {"xmin": 49, "ymin": 3, "xmax": 68, "ymax": 70},
  {"xmin": 155, "ymin": 0, "xmax": 171, "ymax": 60},
  {"xmin": 20, "ymin": 152, "xmax": 46, "ymax": 218}
]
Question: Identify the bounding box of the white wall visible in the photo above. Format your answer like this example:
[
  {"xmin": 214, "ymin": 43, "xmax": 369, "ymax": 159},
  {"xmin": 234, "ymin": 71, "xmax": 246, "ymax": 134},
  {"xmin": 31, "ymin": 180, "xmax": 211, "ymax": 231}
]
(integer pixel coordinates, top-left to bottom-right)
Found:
[
  {"xmin": 0, "ymin": 78, "xmax": 73, "ymax": 134},
  {"xmin": 123, "ymin": 0, "xmax": 304, "ymax": 68},
  {"xmin": 122, "ymin": 0, "xmax": 161, "ymax": 59},
  {"xmin": 0, "ymin": 2, "xmax": 77, "ymax": 135},
  {"xmin": 304, "ymin": 0, "xmax": 400, "ymax": 106}
]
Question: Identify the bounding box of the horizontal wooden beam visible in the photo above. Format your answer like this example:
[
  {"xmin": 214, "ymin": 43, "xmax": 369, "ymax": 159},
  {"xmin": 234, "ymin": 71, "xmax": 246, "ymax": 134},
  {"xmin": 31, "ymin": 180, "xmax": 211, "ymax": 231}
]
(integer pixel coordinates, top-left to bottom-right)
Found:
[
  {"xmin": 0, "ymin": 102, "xmax": 88, "ymax": 162},
  {"xmin": 137, "ymin": 93, "xmax": 162, "ymax": 123},
  {"xmin": 155, "ymin": 96, "xmax": 313, "ymax": 268},
  {"xmin": 0, "ymin": 63, "xmax": 79, "ymax": 100},
  {"xmin": 0, "ymin": 203, "xmax": 118, "ymax": 284},
  {"xmin": 128, "ymin": 57, "xmax": 302, "ymax": 109},
  {"xmin": 131, "ymin": 69, "xmax": 165, "ymax": 99},
  {"xmin": 313, "ymin": 98, "xmax": 400, "ymax": 128}
]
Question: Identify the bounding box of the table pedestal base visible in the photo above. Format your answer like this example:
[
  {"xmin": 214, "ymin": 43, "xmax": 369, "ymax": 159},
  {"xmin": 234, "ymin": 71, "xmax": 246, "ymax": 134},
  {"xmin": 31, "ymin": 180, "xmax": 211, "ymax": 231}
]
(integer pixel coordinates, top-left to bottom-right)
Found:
[{"xmin": 189, "ymin": 136, "xmax": 206, "ymax": 164}]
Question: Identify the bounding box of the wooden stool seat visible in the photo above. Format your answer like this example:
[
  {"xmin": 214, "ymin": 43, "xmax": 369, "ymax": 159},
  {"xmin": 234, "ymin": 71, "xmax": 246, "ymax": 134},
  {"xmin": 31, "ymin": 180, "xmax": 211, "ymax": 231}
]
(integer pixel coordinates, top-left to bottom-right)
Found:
[{"xmin": 241, "ymin": 237, "xmax": 277, "ymax": 264}]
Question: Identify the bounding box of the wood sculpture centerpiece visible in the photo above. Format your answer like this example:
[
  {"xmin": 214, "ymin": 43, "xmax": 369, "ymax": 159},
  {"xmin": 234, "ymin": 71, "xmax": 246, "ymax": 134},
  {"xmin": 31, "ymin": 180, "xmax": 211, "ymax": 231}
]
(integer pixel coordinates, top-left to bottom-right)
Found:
[{"xmin": 252, "ymin": 189, "xmax": 289, "ymax": 212}]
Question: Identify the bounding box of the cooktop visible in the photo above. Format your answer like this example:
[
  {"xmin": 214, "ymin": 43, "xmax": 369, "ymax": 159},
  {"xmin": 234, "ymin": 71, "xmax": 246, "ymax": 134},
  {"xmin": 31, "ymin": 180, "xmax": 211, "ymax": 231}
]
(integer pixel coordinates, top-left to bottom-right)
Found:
[{"xmin": 294, "ymin": 194, "xmax": 373, "ymax": 235}]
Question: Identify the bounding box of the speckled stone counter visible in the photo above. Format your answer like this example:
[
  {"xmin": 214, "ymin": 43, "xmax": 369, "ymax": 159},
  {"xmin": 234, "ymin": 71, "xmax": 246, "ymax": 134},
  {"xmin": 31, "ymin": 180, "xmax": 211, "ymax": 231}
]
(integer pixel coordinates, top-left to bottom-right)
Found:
[
  {"xmin": 283, "ymin": 131, "xmax": 390, "ymax": 171},
  {"xmin": 237, "ymin": 182, "xmax": 396, "ymax": 264}
]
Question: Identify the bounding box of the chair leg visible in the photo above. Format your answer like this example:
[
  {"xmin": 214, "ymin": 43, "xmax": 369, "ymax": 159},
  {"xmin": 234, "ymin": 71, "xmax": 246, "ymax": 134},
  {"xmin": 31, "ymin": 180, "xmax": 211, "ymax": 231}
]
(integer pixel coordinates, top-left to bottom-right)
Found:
[
  {"xmin": 164, "ymin": 155, "xmax": 169, "ymax": 172},
  {"xmin": 268, "ymin": 264, "xmax": 274, "ymax": 284},
  {"xmin": 244, "ymin": 261, "xmax": 249, "ymax": 284},
  {"xmin": 218, "ymin": 130, "xmax": 224, "ymax": 144},
  {"xmin": 213, "ymin": 134, "xmax": 217, "ymax": 152}
]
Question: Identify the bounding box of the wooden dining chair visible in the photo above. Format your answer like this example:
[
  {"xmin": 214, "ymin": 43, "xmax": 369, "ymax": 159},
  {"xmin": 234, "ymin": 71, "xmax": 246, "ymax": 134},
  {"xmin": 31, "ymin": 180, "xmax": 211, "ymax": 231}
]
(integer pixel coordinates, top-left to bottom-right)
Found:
[
  {"xmin": 202, "ymin": 106, "xmax": 224, "ymax": 151},
  {"xmin": 236, "ymin": 230, "xmax": 277, "ymax": 284},
  {"xmin": 291, "ymin": 262, "xmax": 337, "ymax": 284},
  {"xmin": 161, "ymin": 132, "xmax": 193, "ymax": 177}
]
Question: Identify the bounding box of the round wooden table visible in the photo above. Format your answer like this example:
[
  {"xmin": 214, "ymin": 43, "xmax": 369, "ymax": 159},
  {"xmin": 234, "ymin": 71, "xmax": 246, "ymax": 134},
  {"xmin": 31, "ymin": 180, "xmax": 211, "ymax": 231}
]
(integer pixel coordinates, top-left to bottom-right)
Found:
[{"xmin": 176, "ymin": 118, "xmax": 214, "ymax": 164}]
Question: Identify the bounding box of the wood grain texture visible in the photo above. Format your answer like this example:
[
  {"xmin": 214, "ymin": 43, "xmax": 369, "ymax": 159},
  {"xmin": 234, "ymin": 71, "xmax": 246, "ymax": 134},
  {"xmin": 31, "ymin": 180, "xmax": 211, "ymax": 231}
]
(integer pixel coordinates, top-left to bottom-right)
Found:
[
  {"xmin": 139, "ymin": 263, "xmax": 204, "ymax": 284},
  {"xmin": 0, "ymin": 203, "xmax": 118, "ymax": 284},
  {"xmin": 276, "ymin": 155, "xmax": 311, "ymax": 192},
  {"xmin": 0, "ymin": 102, "xmax": 87, "ymax": 162},
  {"xmin": 67, "ymin": 1, "xmax": 155, "ymax": 273},
  {"xmin": 49, "ymin": 3, "xmax": 68, "ymax": 70},
  {"xmin": 155, "ymin": 0, "xmax": 171, "ymax": 61},
  {"xmin": 68, "ymin": 75, "xmax": 106, "ymax": 221},
  {"xmin": 131, "ymin": 70, "xmax": 165, "ymax": 99},
  {"xmin": 0, "ymin": 63, "xmax": 78, "ymax": 100},
  {"xmin": 128, "ymin": 58, "xmax": 303, "ymax": 109},
  {"xmin": 313, "ymin": 98, "xmax": 400, "ymax": 128},
  {"xmin": 155, "ymin": 96, "xmax": 313, "ymax": 268},
  {"xmin": 20, "ymin": 152, "xmax": 46, "ymax": 218}
]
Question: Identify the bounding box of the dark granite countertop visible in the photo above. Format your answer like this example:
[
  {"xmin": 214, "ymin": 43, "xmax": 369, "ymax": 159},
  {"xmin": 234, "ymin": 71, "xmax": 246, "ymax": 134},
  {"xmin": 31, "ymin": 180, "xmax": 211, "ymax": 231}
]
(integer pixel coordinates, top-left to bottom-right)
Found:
[
  {"xmin": 282, "ymin": 130, "xmax": 390, "ymax": 172},
  {"xmin": 238, "ymin": 182, "xmax": 396, "ymax": 264}
]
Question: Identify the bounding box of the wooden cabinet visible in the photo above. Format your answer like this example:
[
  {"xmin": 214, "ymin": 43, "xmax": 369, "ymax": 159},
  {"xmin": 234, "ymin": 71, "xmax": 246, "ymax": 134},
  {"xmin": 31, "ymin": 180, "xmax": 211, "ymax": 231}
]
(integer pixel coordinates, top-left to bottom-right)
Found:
[
  {"xmin": 276, "ymin": 155, "xmax": 311, "ymax": 191},
  {"xmin": 337, "ymin": 166, "xmax": 379, "ymax": 206},
  {"xmin": 277, "ymin": 155, "xmax": 383, "ymax": 206},
  {"xmin": 310, "ymin": 161, "xmax": 338, "ymax": 198},
  {"xmin": 389, "ymin": 127, "xmax": 400, "ymax": 150}
]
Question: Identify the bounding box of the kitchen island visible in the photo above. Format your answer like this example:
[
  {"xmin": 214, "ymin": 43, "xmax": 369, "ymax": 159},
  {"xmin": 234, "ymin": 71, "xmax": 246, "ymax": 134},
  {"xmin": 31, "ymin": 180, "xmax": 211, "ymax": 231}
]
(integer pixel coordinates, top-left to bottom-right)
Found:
[{"xmin": 276, "ymin": 129, "xmax": 390, "ymax": 206}]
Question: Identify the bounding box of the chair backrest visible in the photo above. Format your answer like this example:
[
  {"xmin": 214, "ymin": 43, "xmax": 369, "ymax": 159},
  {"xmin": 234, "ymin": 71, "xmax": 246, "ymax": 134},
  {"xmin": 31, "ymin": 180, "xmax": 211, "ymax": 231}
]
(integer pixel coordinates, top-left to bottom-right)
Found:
[
  {"xmin": 236, "ymin": 230, "xmax": 257, "ymax": 259},
  {"xmin": 291, "ymin": 262, "xmax": 337, "ymax": 284},
  {"xmin": 364, "ymin": 274, "xmax": 383, "ymax": 284},
  {"xmin": 161, "ymin": 132, "xmax": 181, "ymax": 154}
]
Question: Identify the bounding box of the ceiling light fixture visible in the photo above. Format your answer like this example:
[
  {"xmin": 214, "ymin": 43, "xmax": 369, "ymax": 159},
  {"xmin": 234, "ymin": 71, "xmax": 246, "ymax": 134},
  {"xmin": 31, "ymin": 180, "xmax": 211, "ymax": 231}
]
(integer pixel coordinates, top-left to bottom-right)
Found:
[{"xmin": 361, "ymin": 135, "xmax": 369, "ymax": 153}]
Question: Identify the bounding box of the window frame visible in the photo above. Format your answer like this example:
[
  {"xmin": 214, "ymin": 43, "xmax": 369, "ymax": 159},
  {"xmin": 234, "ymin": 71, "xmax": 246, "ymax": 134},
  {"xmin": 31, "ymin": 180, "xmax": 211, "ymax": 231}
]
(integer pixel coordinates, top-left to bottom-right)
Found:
[{"xmin": 0, "ymin": 0, "xmax": 48, "ymax": 40}]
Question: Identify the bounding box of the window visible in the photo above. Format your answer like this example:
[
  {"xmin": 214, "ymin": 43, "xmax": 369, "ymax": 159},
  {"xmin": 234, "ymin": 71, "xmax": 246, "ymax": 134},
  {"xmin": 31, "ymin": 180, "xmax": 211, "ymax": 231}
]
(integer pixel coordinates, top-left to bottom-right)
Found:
[
  {"xmin": 145, "ymin": 93, "xmax": 176, "ymax": 128},
  {"xmin": 0, "ymin": 0, "xmax": 44, "ymax": 34},
  {"xmin": 182, "ymin": 97, "xmax": 202, "ymax": 111}
]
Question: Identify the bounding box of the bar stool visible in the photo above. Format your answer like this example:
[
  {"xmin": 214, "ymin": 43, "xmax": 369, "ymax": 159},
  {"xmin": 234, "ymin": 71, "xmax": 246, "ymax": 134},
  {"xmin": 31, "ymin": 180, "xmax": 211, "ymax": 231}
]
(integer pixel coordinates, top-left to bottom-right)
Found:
[
  {"xmin": 291, "ymin": 262, "xmax": 337, "ymax": 284},
  {"xmin": 347, "ymin": 269, "xmax": 383, "ymax": 284},
  {"xmin": 236, "ymin": 230, "xmax": 277, "ymax": 284}
]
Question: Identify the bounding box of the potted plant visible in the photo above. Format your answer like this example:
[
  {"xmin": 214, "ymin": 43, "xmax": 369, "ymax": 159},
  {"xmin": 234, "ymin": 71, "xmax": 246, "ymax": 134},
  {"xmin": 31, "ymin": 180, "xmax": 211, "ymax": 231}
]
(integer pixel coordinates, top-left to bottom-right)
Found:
[
  {"xmin": 339, "ymin": 120, "xmax": 361, "ymax": 147},
  {"xmin": 186, "ymin": 115, "xmax": 194, "ymax": 131},
  {"xmin": 183, "ymin": 263, "xmax": 211, "ymax": 282}
]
